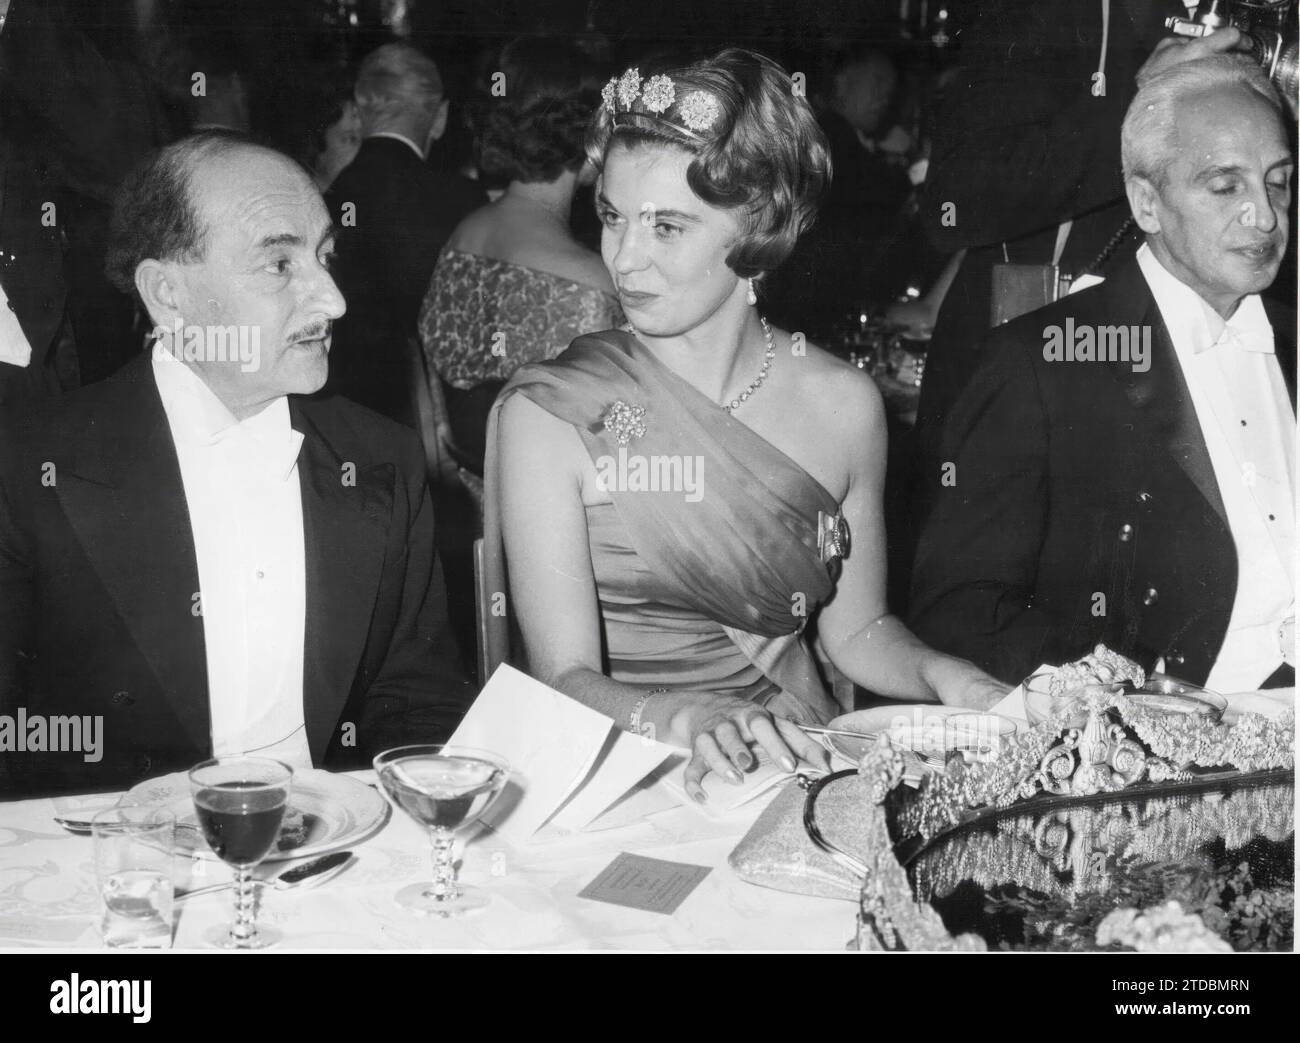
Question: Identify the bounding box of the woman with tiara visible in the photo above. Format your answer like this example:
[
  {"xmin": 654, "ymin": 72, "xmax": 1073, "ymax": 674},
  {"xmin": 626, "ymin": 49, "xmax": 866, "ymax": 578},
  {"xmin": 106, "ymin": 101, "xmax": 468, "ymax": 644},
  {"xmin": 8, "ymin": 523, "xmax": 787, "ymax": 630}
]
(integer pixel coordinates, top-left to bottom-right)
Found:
[{"xmin": 485, "ymin": 49, "xmax": 1006, "ymax": 802}]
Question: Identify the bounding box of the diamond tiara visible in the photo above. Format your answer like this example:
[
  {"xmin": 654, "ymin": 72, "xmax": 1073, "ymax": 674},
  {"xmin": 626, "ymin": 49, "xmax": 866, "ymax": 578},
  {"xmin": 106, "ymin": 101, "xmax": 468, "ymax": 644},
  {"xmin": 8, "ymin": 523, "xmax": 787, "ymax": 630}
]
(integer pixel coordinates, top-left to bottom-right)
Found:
[{"xmin": 600, "ymin": 67, "xmax": 722, "ymax": 141}]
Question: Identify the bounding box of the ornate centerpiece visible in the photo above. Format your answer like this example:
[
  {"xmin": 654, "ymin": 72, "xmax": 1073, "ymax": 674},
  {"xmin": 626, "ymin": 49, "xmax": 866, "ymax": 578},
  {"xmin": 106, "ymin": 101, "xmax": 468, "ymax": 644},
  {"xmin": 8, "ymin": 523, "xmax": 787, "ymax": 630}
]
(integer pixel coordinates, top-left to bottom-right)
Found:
[{"xmin": 842, "ymin": 685, "xmax": 1294, "ymax": 952}]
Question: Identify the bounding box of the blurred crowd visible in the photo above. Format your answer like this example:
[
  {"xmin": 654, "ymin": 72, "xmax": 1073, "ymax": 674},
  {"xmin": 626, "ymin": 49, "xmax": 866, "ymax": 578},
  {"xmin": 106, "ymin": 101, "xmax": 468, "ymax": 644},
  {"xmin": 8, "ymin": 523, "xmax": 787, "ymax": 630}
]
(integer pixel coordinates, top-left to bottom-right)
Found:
[{"xmin": 0, "ymin": 0, "xmax": 953, "ymax": 412}]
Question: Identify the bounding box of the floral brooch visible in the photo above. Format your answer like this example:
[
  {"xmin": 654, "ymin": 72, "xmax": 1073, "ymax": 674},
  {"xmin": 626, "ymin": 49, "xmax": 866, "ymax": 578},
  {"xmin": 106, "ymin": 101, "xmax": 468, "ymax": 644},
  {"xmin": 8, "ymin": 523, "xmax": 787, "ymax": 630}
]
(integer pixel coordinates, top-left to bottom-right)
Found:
[
  {"xmin": 677, "ymin": 91, "xmax": 721, "ymax": 133},
  {"xmin": 600, "ymin": 400, "xmax": 647, "ymax": 446}
]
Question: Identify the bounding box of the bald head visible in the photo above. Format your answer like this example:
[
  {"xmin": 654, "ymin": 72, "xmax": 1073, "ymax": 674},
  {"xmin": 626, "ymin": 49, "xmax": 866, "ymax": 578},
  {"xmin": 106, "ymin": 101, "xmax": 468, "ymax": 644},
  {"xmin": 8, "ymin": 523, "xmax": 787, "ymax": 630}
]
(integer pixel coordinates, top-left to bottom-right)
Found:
[
  {"xmin": 186, "ymin": 141, "xmax": 322, "ymax": 241},
  {"xmin": 107, "ymin": 132, "xmax": 259, "ymax": 299}
]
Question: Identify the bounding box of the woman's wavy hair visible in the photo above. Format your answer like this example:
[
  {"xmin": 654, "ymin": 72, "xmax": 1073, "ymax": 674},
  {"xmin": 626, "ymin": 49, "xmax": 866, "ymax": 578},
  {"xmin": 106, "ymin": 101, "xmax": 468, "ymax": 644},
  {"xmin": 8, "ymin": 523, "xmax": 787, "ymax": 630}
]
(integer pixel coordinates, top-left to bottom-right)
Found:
[
  {"xmin": 585, "ymin": 48, "xmax": 833, "ymax": 279},
  {"xmin": 474, "ymin": 38, "xmax": 604, "ymax": 186}
]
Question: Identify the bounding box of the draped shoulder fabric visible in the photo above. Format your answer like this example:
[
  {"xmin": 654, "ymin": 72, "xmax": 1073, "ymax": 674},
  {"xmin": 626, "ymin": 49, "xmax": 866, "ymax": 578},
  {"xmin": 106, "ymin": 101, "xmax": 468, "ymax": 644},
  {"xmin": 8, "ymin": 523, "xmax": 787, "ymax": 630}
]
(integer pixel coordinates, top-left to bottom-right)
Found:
[{"xmin": 483, "ymin": 329, "xmax": 845, "ymax": 723}]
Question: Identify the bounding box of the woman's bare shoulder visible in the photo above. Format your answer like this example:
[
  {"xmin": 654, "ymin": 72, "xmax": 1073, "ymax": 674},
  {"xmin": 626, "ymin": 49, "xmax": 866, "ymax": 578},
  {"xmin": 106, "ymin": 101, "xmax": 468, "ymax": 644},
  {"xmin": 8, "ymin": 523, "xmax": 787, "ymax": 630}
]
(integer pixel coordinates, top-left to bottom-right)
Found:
[
  {"xmin": 498, "ymin": 390, "xmax": 574, "ymax": 446},
  {"xmin": 444, "ymin": 205, "xmax": 497, "ymax": 254},
  {"xmin": 771, "ymin": 328, "xmax": 884, "ymax": 423},
  {"xmin": 763, "ymin": 334, "xmax": 885, "ymax": 484},
  {"xmin": 497, "ymin": 392, "xmax": 602, "ymax": 504},
  {"xmin": 515, "ymin": 240, "xmax": 613, "ymax": 295}
]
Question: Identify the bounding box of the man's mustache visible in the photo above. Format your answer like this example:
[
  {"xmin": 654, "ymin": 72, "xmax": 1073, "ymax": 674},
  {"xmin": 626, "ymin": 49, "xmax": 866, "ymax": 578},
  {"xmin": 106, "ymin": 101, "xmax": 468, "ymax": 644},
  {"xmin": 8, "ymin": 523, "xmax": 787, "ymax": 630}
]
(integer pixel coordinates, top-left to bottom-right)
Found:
[{"xmin": 287, "ymin": 321, "xmax": 332, "ymax": 344}]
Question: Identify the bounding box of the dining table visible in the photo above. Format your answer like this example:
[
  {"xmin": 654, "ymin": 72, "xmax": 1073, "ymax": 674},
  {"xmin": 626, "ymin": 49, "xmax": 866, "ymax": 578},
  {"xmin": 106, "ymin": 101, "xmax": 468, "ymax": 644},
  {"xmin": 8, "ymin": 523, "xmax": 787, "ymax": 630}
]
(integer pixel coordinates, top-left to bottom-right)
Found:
[
  {"xmin": 0, "ymin": 773, "xmax": 853, "ymax": 952},
  {"xmin": 4, "ymin": 683, "xmax": 1291, "ymax": 953}
]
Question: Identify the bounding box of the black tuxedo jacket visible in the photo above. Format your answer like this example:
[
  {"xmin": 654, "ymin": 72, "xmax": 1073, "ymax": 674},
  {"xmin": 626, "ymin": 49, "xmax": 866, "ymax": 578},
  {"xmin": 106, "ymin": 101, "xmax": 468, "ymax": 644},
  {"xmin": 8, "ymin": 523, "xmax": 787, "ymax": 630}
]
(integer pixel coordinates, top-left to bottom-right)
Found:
[
  {"xmin": 0, "ymin": 354, "xmax": 471, "ymax": 796},
  {"xmin": 0, "ymin": 0, "xmax": 175, "ymax": 403},
  {"xmin": 324, "ymin": 137, "xmax": 486, "ymax": 423},
  {"xmin": 909, "ymin": 257, "xmax": 1297, "ymax": 686},
  {"xmin": 0, "ymin": 115, "xmax": 67, "ymax": 406}
]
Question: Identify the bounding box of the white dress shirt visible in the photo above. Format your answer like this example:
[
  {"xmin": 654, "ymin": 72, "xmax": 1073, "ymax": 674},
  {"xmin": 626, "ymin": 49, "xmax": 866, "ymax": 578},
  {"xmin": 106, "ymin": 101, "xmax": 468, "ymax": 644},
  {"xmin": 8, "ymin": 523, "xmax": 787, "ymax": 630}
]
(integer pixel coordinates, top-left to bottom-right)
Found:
[
  {"xmin": 0, "ymin": 279, "xmax": 33, "ymax": 368},
  {"xmin": 153, "ymin": 351, "xmax": 312, "ymax": 768},
  {"xmin": 1137, "ymin": 244, "xmax": 1295, "ymax": 692},
  {"xmin": 367, "ymin": 131, "xmax": 425, "ymax": 160}
]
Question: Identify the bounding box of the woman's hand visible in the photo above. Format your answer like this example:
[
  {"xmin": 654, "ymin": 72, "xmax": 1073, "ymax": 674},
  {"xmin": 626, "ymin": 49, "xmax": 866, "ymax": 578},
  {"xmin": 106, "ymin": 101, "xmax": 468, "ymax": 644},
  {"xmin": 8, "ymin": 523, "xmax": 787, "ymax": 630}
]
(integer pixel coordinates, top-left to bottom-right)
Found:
[
  {"xmin": 924, "ymin": 656, "xmax": 1010, "ymax": 712},
  {"xmin": 669, "ymin": 694, "xmax": 829, "ymax": 803}
]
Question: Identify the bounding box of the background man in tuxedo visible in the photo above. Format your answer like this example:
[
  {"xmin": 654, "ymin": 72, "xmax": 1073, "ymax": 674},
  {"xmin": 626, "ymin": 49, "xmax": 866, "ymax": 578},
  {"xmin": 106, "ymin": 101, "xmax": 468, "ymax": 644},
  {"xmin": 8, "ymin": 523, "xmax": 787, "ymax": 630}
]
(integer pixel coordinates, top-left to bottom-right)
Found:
[
  {"xmin": 324, "ymin": 42, "xmax": 486, "ymax": 425},
  {"xmin": 1, "ymin": 0, "xmax": 179, "ymax": 401},
  {"xmin": 0, "ymin": 133, "xmax": 470, "ymax": 797},
  {"xmin": 909, "ymin": 55, "xmax": 1295, "ymax": 691}
]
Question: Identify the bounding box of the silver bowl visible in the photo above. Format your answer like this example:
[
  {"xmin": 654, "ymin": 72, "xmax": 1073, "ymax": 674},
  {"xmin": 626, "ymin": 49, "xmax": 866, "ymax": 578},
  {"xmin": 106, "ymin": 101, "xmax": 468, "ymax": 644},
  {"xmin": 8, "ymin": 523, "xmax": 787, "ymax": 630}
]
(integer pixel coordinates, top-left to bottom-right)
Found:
[{"xmin": 1025, "ymin": 671, "xmax": 1227, "ymax": 727}]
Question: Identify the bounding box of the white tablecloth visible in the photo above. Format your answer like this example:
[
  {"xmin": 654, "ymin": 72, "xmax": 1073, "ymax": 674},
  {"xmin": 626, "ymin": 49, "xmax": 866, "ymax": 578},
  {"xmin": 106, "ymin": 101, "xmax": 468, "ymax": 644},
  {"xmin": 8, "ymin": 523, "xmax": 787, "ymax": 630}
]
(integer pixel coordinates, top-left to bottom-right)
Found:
[{"xmin": 0, "ymin": 774, "xmax": 853, "ymax": 952}]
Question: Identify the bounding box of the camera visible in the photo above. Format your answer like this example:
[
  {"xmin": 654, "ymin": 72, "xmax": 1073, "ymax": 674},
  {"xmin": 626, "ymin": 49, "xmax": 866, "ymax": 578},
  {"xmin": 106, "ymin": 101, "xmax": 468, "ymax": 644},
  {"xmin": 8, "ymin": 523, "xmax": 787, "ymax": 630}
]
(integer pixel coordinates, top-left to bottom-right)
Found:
[{"xmin": 1166, "ymin": 0, "xmax": 1298, "ymax": 97}]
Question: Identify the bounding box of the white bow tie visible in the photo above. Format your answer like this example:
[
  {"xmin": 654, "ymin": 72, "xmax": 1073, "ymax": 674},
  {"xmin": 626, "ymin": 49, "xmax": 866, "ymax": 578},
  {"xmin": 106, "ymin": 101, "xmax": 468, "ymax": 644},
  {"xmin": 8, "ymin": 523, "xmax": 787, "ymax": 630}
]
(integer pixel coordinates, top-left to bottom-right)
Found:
[
  {"xmin": 209, "ymin": 421, "xmax": 304, "ymax": 482},
  {"xmin": 1202, "ymin": 323, "xmax": 1275, "ymax": 356}
]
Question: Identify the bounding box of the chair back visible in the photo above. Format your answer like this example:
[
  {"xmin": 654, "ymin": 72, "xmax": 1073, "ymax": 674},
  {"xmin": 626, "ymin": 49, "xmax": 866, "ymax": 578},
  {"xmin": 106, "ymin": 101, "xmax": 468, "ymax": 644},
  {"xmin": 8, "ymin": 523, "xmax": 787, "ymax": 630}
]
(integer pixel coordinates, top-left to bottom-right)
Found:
[
  {"xmin": 408, "ymin": 334, "xmax": 450, "ymax": 488},
  {"xmin": 473, "ymin": 536, "xmax": 511, "ymax": 684}
]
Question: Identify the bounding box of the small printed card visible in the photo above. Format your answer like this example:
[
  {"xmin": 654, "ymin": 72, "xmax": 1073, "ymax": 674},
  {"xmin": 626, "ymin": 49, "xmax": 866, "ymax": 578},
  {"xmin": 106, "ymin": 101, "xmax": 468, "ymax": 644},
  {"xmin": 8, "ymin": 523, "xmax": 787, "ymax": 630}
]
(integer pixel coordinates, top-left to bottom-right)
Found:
[{"xmin": 578, "ymin": 852, "xmax": 712, "ymax": 915}]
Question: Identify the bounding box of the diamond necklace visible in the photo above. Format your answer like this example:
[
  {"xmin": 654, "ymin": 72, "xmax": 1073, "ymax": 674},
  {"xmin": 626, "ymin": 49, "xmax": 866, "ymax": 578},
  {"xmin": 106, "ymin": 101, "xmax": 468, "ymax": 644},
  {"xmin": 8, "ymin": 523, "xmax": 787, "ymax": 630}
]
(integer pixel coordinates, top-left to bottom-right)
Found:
[{"xmin": 622, "ymin": 316, "xmax": 777, "ymax": 414}]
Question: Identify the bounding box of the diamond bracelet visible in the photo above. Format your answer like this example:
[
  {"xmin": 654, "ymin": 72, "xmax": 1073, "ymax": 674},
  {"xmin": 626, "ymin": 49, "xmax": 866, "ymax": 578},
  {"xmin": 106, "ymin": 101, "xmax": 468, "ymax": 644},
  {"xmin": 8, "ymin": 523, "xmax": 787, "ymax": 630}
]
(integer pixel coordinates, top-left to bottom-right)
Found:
[{"xmin": 630, "ymin": 688, "xmax": 669, "ymax": 736}]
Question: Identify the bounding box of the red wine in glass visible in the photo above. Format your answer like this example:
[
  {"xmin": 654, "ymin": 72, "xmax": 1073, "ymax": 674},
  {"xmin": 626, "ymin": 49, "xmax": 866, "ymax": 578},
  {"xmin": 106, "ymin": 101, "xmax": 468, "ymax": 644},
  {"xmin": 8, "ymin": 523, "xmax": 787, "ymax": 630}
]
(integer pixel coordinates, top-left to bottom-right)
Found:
[
  {"xmin": 188, "ymin": 757, "xmax": 292, "ymax": 949},
  {"xmin": 194, "ymin": 783, "xmax": 287, "ymax": 865}
]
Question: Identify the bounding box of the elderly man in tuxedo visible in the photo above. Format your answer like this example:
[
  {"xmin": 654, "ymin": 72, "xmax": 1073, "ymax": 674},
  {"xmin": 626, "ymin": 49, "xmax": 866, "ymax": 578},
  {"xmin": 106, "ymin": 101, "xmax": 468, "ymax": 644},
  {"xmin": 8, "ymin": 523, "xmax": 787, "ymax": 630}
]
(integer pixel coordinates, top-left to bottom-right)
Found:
[
  {"xmin": 324, "ymin": 42, "xmax": 485, "ymax": 425},
  {"xmin": 0, "ymin": 133, "xmax": 470, "ymax": 797},
  {"xmin": 910, "ymin": 55, "xmax": 1295, "ymax": 691}
]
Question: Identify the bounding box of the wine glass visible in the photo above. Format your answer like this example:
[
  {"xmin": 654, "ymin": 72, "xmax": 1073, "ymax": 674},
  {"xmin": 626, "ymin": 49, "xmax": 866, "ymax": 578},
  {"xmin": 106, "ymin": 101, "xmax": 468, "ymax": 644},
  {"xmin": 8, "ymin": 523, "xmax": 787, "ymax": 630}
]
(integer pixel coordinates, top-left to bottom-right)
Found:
[
  {"xmin": 373, "ymin": 744, "xmax": 510, "ymax": 917},
  {"xmin": 188, "ymin": 756, "xmax": 293, "ymax": 949}
]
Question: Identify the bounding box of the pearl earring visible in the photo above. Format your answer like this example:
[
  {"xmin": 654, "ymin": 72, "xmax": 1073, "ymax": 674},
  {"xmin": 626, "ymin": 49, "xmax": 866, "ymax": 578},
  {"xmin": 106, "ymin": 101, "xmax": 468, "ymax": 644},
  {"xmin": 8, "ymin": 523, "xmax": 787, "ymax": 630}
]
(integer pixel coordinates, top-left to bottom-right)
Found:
[{"xmin": 747, "ymin": 277, "xmax": 758, "ymax": 306}]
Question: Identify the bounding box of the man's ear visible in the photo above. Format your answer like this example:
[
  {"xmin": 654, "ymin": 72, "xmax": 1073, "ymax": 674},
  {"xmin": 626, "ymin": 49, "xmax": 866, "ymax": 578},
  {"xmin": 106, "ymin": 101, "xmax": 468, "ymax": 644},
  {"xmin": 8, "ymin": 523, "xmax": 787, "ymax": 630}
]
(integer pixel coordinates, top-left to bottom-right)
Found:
[
  {"xmin": 135, "ymin": 260, "xmax": 184, "ymax": 332},
  {"xmin": 430, "ymin": 97, "xmax": 449, "ymax": 142},
  {"xmin": 1126, "ymin": 175, "xmax": 1162, "ymax": 236}
]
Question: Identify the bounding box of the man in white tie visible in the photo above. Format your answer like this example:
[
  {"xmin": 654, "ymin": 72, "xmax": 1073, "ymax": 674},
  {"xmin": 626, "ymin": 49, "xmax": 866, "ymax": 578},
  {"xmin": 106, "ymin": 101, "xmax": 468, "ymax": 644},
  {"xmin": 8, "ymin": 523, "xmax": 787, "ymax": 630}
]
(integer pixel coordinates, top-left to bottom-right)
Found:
[
  {"xmin": 0, "ymin": 133, "xmax": 471, "ymax": 797},
  {"xmin": 910, "ymin": 53, "xmax": 1295, "ymax": 689}
]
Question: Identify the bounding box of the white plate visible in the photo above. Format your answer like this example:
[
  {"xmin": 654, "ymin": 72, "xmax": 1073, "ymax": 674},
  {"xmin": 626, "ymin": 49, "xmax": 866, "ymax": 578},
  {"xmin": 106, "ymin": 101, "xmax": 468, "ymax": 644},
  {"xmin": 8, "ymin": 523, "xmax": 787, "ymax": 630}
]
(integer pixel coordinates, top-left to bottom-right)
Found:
[
  {"xmin": 124, "ymin": 769, "xmax": 390, "ymax": 862},
  {"xmin": 825, "ymin": 705, "xmax": 1017, "ymax": 765},
  {"xmin": 1221, "ymin": 688, "xmax": 1294, "ymax": 725}
]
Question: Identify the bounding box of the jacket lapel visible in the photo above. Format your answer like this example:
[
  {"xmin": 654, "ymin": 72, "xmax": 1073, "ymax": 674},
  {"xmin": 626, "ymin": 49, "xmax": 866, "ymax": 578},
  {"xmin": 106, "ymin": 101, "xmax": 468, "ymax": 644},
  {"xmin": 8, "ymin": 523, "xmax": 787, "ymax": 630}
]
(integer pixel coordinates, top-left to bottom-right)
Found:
[
  {"xmin": 54, "ymin": 354, "xmax": 212, "ymax": 754},
  {"xmin": 1104, "ymin": 259, "xmax": 1230, "ymax": 532},
  {"xmin": 291, "ymin": 401, "xmax": 395, "ymax": 761},
  {"xmin": 1265, "ymin": 296, "xmax": 1297, "ymax": 409}
]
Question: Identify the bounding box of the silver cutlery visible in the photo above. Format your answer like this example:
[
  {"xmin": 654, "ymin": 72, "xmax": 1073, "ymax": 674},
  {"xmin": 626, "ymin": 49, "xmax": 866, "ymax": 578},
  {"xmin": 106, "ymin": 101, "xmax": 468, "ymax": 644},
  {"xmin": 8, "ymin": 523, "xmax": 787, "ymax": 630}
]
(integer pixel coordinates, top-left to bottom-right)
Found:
[
  {"xmin": 176, "ymin": 850, "xmax": 356, "ymax": 902},
  {"xmin": 54, "ymin": 815, "xmax": 202, "ymax": 838},
  {"xmin": 792, "ymin": 724, "xmax": 878, "ymax": 743},
  {"xmin": 794, "ymin": 722, "xmax": 996, "ymax": 755}
]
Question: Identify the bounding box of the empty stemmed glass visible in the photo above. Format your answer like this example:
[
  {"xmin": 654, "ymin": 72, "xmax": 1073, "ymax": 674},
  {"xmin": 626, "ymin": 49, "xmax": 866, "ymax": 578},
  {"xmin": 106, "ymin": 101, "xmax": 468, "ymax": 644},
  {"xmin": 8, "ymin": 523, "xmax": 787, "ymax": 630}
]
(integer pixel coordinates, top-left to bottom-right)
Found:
[
  {"xmin": 373, "ymin": 744, "xmax": 510, "ymax": 917},
  {"xmin": 189, "ymin": 756, "xmax": 293, "ymax": 949}
]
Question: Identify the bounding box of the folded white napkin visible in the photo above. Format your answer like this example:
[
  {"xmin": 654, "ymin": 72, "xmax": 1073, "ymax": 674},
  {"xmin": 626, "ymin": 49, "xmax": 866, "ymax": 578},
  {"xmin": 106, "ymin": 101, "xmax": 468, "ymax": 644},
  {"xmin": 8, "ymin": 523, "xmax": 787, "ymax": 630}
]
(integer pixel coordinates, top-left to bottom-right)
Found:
[{"xmin": 447, "ymin": 665, "xmax": 678, "ymax": 841}]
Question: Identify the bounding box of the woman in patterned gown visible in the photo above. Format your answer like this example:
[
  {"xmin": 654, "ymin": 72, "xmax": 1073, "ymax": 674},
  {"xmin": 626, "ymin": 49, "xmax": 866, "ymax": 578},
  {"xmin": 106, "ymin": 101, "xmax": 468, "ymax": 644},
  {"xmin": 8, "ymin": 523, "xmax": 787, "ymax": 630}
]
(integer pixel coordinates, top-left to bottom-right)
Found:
[{"xmin": 420, "ymin": 38, "xmax": 622, "ymax": 472}]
